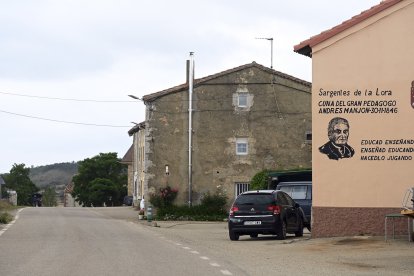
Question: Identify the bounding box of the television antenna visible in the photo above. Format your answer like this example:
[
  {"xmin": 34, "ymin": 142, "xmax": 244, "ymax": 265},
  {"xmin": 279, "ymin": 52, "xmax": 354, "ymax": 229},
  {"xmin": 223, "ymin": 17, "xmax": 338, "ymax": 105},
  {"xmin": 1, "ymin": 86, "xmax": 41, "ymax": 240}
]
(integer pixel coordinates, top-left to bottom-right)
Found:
[{"xmin": 255, "ymin": 37, "xmax": 273, "ymax": 69}]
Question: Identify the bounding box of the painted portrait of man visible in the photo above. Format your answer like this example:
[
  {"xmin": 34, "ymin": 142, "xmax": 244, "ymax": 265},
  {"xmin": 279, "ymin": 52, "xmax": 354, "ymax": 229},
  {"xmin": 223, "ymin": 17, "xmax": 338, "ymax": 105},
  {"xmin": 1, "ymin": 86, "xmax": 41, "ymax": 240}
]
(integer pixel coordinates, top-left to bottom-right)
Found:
[{"xmin": 319, "ymin": 117, "xmax": 355, "ymax": 160}]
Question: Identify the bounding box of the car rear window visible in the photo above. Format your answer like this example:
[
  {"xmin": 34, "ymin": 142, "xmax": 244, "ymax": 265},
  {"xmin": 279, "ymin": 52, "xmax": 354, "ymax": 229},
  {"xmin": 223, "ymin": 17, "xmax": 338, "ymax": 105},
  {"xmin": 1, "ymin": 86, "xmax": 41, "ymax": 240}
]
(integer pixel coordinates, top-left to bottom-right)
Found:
[
  {"xmin": 235, "ymin": 194, "xmax": 274, "ymax": 205},
  {"xmin": 278, "ymin": 186, "xmax": 308, "ymax": 200}
]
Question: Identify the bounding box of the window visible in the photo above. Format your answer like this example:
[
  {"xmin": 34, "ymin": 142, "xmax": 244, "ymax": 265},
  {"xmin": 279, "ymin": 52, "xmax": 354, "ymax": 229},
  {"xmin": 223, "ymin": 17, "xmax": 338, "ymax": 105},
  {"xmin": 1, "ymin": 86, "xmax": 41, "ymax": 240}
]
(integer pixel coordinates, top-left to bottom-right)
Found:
[
  {"xmin": 236, "ymin": 138, "xmax": 248, "ymax": 155},
  {"xmin": 283, "ymin": 193, "xmax": 295, "ymax": 207},
  {"xmin": 277, "ymin": 193, "xmax": 288, "ymax": 205},
  {"xmin": 305, "ymin": 131, "xmax": 312, "ymax": 143},
  {"xmin": 279, "ymin": 185, "xmax": 308, "ymax": 200},
  {"xmin": 238, "ymin": 93, "xmax": 247, "ymax": 107},
  {"xmin": 235, "ymin": 182, "xmax": 249, "ymax": 196}
]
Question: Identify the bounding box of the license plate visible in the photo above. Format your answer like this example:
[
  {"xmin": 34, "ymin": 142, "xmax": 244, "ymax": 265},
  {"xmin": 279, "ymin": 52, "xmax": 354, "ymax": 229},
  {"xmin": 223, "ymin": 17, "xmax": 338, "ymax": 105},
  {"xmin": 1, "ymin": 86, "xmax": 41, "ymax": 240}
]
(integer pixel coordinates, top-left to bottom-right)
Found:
[{"xmin": 244, "ymin": 221, "xmax": 261, "ymax": 225}]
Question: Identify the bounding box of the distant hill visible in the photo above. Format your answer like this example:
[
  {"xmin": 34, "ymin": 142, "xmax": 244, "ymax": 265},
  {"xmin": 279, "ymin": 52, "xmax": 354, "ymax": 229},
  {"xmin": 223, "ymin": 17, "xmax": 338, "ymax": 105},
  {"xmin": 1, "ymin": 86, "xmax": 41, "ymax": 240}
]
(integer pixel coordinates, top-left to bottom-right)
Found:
[{"xmin": 29, "ymin": 162, "xmax": 78, "ymax": 190}]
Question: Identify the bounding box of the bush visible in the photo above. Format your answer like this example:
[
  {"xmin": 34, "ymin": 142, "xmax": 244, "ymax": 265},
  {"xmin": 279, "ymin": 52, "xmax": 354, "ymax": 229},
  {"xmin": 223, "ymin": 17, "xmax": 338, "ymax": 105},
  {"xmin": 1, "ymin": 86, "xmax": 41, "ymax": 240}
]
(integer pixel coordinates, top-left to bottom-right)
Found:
[
  {"xmin": 250, "ymin": 169, "xmax": 270, "ymax": 190},
  {"xmin": 0, "ymin": 212, "xmax": 13, "ymax": 224},
  {"xmin": 200, "ymin": 191, "xmax": 227, "ymax": 214},
  {"xmin": 149, "ymin": 186, "xmax": 178, "ymax": 208}
]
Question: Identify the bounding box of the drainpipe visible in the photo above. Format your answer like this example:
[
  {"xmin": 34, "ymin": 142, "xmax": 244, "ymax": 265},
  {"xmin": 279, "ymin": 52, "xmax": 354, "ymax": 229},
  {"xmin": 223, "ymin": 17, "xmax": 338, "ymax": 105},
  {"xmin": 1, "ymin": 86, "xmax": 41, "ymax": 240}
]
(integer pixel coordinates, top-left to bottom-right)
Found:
[{"xmin": 188, "ymin": 52, "xmax": 194, "ymax": 207}]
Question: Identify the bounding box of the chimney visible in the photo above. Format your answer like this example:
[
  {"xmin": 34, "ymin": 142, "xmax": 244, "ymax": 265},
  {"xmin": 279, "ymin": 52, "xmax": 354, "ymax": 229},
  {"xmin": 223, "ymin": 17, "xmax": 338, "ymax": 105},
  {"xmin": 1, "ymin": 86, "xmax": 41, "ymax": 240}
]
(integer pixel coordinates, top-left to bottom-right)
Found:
[{"xmin": 186, "ymin": 59, "xmax": 190, "ymax": 84}]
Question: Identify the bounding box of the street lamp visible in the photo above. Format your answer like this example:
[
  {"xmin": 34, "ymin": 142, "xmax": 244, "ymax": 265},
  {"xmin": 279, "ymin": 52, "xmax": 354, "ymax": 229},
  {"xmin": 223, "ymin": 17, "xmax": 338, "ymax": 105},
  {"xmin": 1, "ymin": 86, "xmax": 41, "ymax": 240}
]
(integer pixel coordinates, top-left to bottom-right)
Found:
[{"xmin": 128, "ymin": 94, "xmax": 141, "ymax": 100}]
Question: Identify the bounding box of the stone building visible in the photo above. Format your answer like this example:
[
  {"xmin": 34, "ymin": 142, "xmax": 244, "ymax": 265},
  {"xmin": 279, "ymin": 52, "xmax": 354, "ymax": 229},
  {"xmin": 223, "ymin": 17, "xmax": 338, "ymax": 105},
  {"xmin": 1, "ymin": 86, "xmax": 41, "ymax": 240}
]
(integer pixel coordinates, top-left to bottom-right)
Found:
[
  {"xmin": 294, "ymin": 0, "xmax": 414, "ymax": 237},
  {"xmin": 127, "ymin": 122, "xmax": 146, "ymax": 206},
  {"xmin": 140, "ymin": 61, "xmax": 311, "ymax": 206}
]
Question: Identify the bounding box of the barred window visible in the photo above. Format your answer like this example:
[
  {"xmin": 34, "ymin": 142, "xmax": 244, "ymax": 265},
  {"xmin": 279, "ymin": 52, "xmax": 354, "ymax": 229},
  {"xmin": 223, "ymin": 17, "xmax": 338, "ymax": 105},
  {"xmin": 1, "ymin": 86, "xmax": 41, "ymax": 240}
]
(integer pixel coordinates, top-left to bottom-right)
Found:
[{"xmin": 235, "ymin": 182, "xmax": 249, "ymax": 196}]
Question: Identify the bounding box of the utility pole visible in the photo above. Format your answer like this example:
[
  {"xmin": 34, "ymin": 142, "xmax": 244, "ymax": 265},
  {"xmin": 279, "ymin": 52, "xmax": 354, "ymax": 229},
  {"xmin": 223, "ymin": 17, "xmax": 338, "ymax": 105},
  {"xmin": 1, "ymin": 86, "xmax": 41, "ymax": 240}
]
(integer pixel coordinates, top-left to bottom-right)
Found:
[{"xmin": 188, "ymin": 52, "xmax": 194, "ymax": 207}]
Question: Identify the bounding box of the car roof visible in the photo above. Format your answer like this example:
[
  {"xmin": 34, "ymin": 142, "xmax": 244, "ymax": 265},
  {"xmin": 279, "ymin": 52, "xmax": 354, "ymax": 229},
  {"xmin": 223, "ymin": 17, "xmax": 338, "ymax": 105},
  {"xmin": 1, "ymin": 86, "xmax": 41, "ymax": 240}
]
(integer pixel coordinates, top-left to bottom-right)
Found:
[
  {"xmin": 240, "ymin": 190, "xmax": 280, "ymax": 195},
  {"xmin": 277, "ymin": 181, "xmax": 312, "ymax": 186}
]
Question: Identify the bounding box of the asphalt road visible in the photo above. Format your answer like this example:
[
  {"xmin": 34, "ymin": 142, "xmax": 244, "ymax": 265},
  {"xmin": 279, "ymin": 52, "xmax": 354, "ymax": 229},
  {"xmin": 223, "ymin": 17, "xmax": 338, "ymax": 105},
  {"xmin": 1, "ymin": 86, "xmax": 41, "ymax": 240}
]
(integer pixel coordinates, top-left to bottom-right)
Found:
[
  {"xmin": 1, "ymin": 207, "xmax": 414, "ymax": 276},
  {"xmin": 0, "ymin": 207, "xmax": 245, "ymax": 276}
]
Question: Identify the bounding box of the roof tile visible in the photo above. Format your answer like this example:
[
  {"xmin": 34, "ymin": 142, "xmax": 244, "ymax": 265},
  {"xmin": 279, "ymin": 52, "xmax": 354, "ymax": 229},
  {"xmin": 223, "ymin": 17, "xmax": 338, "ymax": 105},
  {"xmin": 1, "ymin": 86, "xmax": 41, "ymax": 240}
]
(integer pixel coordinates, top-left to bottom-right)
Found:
[{"xmin": 294, "ymin": 0, "xmax": 403, "ymax": 57}]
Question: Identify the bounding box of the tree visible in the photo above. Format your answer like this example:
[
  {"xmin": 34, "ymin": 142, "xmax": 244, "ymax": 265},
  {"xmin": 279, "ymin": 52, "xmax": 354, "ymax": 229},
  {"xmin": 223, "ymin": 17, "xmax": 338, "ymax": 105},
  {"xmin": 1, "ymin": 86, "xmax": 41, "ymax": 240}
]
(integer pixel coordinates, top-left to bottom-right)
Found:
[
  {"xmin": 88, "ymin": 178, "xmax": 120, "ymax": 207},
  {"xmin": 250, "ymin": 169, "xmax": 270, "ymax": 190},
  {"xmin": 3, "ymin": 163, "xmax": 39, "ymax": 206},
  {"xmin": 42, "ymin": 186, "xmax": 58, "ymax": 207},
  {"xmin": 72, "ymin": 153, "xmax": 127, "ymax": 207}
]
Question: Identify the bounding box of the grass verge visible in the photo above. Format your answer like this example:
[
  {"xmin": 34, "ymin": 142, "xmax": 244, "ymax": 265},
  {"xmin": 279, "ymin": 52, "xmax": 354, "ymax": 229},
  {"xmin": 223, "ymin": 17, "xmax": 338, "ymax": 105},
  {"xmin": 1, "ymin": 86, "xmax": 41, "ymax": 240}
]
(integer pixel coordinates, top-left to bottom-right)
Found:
[
  {"xmin": 0, "ymin": 200, "xmax": 18, "ymax": 224},
  {"xmin": 0, "ymin": 212, "xmax": 13, "ymax": 224}
]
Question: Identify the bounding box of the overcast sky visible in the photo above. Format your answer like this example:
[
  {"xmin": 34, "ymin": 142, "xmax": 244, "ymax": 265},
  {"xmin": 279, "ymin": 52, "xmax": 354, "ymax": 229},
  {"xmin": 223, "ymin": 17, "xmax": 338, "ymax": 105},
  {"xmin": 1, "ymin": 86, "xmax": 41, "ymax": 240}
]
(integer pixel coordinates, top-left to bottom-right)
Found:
[{"xmin": 0, "ymin": 0, "xmax": 380, "ymax": 173}]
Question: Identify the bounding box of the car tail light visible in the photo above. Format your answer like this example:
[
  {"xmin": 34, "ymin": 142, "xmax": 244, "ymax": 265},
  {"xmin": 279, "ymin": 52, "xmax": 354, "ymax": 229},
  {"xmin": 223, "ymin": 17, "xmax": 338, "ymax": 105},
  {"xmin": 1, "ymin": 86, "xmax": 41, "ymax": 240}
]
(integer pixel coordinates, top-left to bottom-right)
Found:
[
  {"xmin": 229, "ymin": 206, "xmax": 239, "ymax": 216},
  {"xmin": 267, "ymin": 205, "xmax": 281, "ymax": 215}
]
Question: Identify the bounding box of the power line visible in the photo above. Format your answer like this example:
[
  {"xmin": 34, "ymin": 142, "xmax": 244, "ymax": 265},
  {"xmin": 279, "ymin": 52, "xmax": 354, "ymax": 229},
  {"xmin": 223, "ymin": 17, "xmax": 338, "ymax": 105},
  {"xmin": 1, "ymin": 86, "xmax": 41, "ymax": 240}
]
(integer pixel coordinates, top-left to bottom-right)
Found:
[
  {"xmin": 0, "ymin": 109, "xmax": 131, "ymax": 128},
  {"xmin": 0, "ymin": 91, "xmax": 136, "ymax": 103}
]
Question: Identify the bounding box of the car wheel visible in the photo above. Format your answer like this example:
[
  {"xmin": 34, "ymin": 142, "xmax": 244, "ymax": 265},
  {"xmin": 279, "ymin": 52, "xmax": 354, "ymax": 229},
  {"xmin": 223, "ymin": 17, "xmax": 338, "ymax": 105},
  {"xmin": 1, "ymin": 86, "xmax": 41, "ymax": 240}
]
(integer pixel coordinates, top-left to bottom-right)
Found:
[
  {"xmin": 277, "ymin": 220, "xmax": 287, "ymax": 240},
  {"xmin": 229, "ymin": 231, "xmax": 239, "ymax": 241},
  {"xmin": 250, "ymin": 233, "xmax": 258, "ymax": 238},
  {"xmin": 295, "ymin": 218, "xmax": 304, "ymax": 237}
]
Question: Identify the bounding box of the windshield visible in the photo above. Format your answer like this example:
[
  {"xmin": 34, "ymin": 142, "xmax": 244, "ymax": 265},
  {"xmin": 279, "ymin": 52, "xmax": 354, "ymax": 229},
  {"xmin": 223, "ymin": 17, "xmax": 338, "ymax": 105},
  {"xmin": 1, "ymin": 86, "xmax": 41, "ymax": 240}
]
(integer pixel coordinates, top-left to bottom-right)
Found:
[{"xmin": 235, "ymin": 194, "xmax": 274, "ymax": 205}]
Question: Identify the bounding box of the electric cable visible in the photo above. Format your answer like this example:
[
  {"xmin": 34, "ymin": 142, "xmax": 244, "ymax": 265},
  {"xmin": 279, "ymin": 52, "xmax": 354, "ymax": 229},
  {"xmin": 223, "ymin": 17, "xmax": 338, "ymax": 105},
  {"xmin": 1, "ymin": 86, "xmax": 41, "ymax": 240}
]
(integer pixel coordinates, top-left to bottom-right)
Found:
[
  {"xmin": 0, "ymin": 109, "xmax": 131, "ymax": 128},
  {"xmin": 0, "ymin": 91, "xmax": 136, "ymax": 103}
]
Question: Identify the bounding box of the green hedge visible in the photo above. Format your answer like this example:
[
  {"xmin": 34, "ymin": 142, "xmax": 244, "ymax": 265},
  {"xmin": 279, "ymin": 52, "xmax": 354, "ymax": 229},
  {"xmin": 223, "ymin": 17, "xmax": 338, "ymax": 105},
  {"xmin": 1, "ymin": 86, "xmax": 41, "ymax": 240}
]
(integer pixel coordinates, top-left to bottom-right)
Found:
[
  {"xmin": 156, "ymin": 205, "xmax": 227, "ymax": 221},
  {"xmin": 154, "ymin": 190, "xmax": 228, "ymax": 221}
]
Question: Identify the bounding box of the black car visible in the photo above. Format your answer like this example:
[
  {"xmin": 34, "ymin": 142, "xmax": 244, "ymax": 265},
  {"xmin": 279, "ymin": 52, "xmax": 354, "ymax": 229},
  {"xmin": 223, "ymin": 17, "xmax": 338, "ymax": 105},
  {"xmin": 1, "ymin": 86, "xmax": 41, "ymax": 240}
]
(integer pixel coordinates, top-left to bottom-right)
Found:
[
  {"xmin": 228, "ymin": 190, "xmax": 306, "ymax": 241},
  {"xmin": 32, "ymin": 193, "xmax": 42, "ymax": 207},
  {"xmin": 276, "ymin": 181, "xmax": 312, "ymax": 231},
  {"xmin": 123, "ymin": 195, "xmax": 133, "ymax": 206}
]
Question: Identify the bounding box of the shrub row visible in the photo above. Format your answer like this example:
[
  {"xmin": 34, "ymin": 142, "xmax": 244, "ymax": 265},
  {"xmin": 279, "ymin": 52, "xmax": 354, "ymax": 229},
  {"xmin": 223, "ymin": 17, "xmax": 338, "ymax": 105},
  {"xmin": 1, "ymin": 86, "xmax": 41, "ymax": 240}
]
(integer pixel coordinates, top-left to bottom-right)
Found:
[
  {"xmin": 152, "ymin": 189, "xmax": 228, "ymax": 221},
  {"xmin": 155, "ymin": 204, "xmax": 227, "ymax": 221}
]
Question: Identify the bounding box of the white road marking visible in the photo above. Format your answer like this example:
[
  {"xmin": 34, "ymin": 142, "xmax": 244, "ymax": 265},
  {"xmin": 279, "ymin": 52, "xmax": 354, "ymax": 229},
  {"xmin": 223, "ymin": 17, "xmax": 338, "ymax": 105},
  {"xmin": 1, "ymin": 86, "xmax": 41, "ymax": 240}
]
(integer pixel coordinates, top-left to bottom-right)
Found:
[
  {"xmin": 146, "ymin": 226, "xmax": 234, "ymax": 276},
  {"xmin": 0, "ymin": 208, "xmax": 24, "ymax": 237}
]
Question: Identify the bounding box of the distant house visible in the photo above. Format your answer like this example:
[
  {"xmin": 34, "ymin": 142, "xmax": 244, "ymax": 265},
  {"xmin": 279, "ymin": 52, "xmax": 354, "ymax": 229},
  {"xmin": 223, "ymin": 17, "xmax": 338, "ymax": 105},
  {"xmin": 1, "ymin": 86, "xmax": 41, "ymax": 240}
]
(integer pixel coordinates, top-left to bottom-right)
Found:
[
  {"xmin": 63, "ymin": 182, "xmax": 80, "ymax": 207},
  {"xmin": 138, "ymin": 61, "xmax": 311, "ymax": 206}
]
